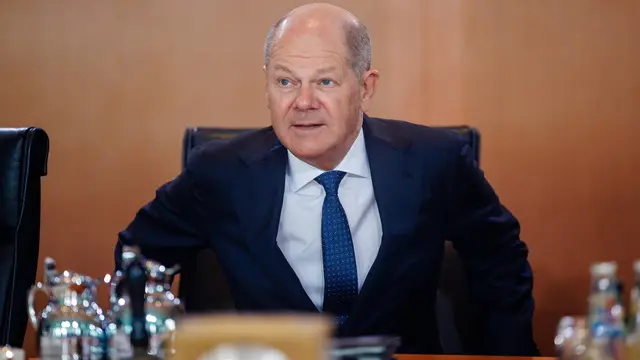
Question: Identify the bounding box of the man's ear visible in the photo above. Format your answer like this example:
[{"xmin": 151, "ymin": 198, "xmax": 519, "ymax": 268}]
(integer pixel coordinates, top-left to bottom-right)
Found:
[
  {"xmin": 264, "ymin": 65, "xmax": 270, "ymax": 109},
  {"xmin": 360, "ymin": 69, "xmax": 380, "ymax": 113}
]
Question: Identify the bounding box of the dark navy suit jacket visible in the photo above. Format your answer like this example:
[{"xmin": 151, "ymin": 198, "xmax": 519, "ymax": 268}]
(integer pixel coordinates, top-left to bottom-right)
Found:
[{"xmin": 115, "ymin": 116, "xmax": 538, "ymax": 355}]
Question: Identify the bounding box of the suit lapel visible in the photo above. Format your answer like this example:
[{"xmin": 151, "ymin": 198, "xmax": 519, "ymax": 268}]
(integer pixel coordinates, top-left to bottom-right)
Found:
[
  {"xmin": 236, "ymin": 129, "xmax": 317, "ymax": 312},
  {"xmin": 347, "ymin": 116, "xmax": 426, "ymax": 328}
]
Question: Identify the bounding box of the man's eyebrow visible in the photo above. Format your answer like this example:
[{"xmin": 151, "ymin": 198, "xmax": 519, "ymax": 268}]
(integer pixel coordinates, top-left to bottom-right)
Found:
[
  {"xmin": 316, "ymin": 66, "xmax": 338, "ymax": 75},
  {"xmin": 273, "ymin": 64, "xmax": 293, "ymax": 73},
  {"xmin": 272, "ymin": 65, "xmax": 338, "ymax": 76}
]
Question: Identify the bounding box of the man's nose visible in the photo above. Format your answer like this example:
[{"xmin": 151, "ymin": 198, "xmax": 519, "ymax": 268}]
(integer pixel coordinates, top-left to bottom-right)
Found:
[{"xmin": 294, "ymin": 85, "xmax": 319, "ymax": 110}]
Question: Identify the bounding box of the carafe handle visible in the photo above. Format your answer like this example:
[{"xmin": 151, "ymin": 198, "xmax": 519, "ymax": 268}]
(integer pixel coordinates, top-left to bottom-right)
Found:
[{"xmin": 27, "ymin": 282, "xmax": 48, "ymax": 329}]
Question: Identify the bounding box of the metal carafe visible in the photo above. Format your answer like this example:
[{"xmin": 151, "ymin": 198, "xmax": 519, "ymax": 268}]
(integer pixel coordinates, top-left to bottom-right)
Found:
[
  {"xmin": 27, "ymin": 257, "xmax": 108, "ymax": 360},
  {"xmin": 108, "ymin": 248, "xmax": 183, "ymax": 358}
]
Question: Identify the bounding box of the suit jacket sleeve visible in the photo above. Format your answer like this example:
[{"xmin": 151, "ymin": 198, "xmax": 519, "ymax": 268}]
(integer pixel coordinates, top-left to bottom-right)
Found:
[
  {"xmin": 114, "ymin": 166, "xmax": 207, "ymax": 270},
  {"xmin": 445, "ymin": 141, "xmax": 539, "ymax": 356}
]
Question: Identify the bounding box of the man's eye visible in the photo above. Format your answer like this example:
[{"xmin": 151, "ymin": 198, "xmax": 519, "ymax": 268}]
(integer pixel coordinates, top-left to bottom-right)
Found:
[
  {"xmin": 319, "ymin": 79, "xmax": 334, "ymax": 86},
  {"xmin": 279, "ymin": 79, "xmax": 292, "ymax": 87}
]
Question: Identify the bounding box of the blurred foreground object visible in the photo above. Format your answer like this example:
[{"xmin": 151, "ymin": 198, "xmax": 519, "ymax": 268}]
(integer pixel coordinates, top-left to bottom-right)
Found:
[
  {"xmin": 555, "ymin": 316, "xmax": 587, "ymax": 360},
  {"xmin": 332, "ymin": 335, "xmax": 401, "ymax": 359},
  {"xmin": 555, "ymin": 260, "xmax": 640, "ymax": 360},
  {"xmin": 110, "ymin": 246, "xmax": 183, "ymax": 359},
  {"xmin": 27, "ymin": 257, "xmax": 108, "ymax": 359},
  {"xmin": 171, "ymin": 314, "xmax": 332, "ymax": 360},
  {"xmin": 0, "ymin": 346, "xmax": 24, "ymax": 360}
]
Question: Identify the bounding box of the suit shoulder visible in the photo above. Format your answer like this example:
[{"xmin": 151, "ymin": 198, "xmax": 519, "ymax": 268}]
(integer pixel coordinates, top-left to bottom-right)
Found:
[
  {"xmin": 367, "ymin": 117, "xmax": 471, "ymax": 152},
  {"xmin": 184, "ymin": 126, "xmax": 274, "ymax": 174}
]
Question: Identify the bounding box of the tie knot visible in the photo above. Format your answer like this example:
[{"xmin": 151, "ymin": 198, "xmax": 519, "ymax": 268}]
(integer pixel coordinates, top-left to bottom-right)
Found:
[{"xmin": 315, "ymin": 171, "xmax": 346, "ymax": 196}]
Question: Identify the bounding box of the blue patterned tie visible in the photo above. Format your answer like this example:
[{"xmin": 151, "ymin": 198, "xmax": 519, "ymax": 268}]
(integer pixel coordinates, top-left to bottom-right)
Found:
[{"xmin": 315, "ymin": 170, "xmax": 358, "ymax": 325}]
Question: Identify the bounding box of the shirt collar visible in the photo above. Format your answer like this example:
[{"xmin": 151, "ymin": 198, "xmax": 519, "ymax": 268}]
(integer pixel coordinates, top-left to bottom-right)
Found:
[{"xmin": 286, "ymin": 127, "xmax": 370, "ymax": 193}]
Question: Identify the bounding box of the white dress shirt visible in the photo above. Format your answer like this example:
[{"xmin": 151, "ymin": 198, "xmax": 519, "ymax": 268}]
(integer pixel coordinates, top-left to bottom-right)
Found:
[{"xmin": 276, "ymin": 127, "xmax": 383, "ymax": 310}]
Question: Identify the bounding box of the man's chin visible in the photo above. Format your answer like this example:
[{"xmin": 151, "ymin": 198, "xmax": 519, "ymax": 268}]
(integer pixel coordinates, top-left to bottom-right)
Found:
[
  {"xmin": 287, "ymin": 145, "xmax": 330, "ymax": 164},
  {"xmin": 289, "ymin": 148, "xmax": 324, "ymax": 160}
]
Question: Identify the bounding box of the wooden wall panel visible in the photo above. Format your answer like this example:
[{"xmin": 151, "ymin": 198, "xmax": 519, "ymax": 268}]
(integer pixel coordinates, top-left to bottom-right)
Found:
[
  {"xmin": 0, "ymin": 0, "xmax": 638, "ymax": 356},
  {"xmin": 461, "ymin": 1, "xmax": 640, "ymax": 352}
]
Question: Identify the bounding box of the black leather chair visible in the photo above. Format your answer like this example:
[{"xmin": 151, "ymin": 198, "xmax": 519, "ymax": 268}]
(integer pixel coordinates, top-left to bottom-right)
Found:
[
  {"xmin": 0, "ymin": 127, "xmax": 49, "ymax": 347},
  {"xmin": 179, "ymin": 125, "xmax": 481, "ymax": 354}
]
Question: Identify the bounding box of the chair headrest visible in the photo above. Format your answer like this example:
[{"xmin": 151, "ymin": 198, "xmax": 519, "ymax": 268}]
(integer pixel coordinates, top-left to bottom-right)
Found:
[{"xmin": 0, "ymin": 127, "xmax": 49, "ymax": 229}]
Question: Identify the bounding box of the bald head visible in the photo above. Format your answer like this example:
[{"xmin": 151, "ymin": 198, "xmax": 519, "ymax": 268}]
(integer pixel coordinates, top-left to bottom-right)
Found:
[{"xmin": 264, "ymin": 3, "xmax": 371, "ymax": 78}]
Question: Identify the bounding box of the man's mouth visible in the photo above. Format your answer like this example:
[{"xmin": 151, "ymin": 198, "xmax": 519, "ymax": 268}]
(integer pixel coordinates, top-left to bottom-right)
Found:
[{"xmin": 292, "ymin": 124, "xmax": 324, "ymax": 129}]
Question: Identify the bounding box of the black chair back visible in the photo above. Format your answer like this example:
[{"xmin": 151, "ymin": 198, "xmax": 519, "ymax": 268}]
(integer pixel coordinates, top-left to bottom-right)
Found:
[
  {"xmin": 0, "ymin": 127, "xmax": 49, "ymax": 347},
  {"xmin": 179, "ymin": 124, "xmax": 481, "ymax": 354}
]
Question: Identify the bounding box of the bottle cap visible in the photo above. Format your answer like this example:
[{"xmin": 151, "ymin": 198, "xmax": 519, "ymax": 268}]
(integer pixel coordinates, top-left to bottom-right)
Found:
[{"xmin": 590, "ymin": 261, "xmax": 617, "ymax": 277}]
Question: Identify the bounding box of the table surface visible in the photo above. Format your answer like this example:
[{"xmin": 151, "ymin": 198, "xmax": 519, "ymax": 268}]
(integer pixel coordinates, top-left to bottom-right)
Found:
[
  {"xmin": 396, "ymin": 356, "xmax": 554, "ymax": 360},
  {"xmin": 31, "ymin": 356, "xmax": 555, "ymax": 360},
  {"xmin": 399, "ymin": 356, "xmax": 554, "ymax": 360}
]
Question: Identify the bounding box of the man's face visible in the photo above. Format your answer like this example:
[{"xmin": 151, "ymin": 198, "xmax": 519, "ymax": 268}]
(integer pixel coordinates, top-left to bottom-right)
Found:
[{"xmin": 265, "ymin": 27, "xmax": 371, "ymax": 169}]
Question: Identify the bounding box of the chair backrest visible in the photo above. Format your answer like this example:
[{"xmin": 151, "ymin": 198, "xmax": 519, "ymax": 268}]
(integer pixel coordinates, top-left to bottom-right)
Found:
[
  {"xmin": 178, "ymin": 128, "xmax": 253, "ymax": 312},
  {"xmin": 179, "ymin": 124, "xmax": 481, "ymax": 353},
  {"xmin": 0, "ymin": 127, "xmax": 49, "ymax": 347}
]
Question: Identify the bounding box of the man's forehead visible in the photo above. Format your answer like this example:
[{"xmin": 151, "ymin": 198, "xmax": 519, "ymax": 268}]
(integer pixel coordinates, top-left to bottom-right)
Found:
[
  {"xmin": 278, "ymin": 26, "xmax": 344, "ymax": 47},
  {"xmin": 268, "ymin": 46, "xmax": 349, "ymax": 73},
  {"xmin": 271, "ymin": 31, "xmax": 348, "ymax": 62}
]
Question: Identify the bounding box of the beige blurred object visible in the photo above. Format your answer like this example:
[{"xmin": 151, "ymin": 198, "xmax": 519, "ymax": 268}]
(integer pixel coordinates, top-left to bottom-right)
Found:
[
  {"xmin": 0, "ymin": 346, "xmax": 25, "ymax": 360},
  {"xmin": 169, "ymin": 314, "xmax": 333, "ymax": 360}
]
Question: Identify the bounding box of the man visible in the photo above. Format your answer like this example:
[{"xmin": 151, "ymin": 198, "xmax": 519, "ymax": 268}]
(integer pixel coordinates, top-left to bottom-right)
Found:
[{"xmin": 115, "ymin": 3, "xmax": 539, "ymax": 356}]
